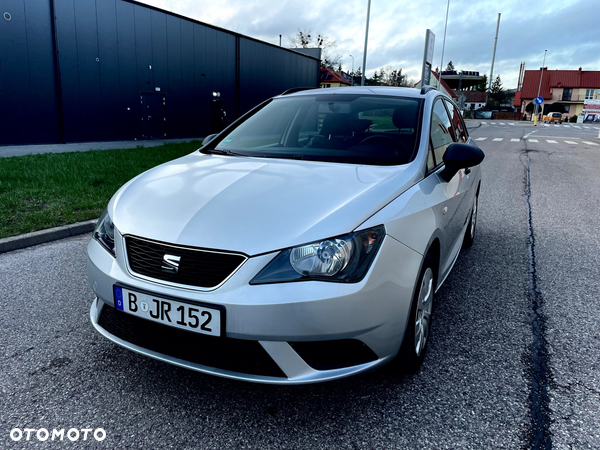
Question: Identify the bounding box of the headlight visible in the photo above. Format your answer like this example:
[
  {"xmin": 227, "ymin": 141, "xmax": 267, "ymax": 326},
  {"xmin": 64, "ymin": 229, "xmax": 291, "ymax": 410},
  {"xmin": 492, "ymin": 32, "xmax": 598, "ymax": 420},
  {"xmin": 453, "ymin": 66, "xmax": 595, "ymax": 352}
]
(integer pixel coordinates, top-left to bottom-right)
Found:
[
  {"xmin": 250, "ymin": 225, "xmax": 385, "ymax": 284},
  {"xmin": 93, "ymin": 208, "xmax": 116, "ymax": 256}
]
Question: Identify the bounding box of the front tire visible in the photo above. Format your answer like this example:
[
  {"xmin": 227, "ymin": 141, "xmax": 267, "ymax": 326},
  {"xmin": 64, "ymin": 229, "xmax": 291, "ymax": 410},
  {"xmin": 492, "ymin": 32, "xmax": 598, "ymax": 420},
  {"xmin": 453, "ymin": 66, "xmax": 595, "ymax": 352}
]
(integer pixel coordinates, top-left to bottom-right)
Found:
[
  {"xmin": 462, "ymin": 191, "xmax": 479, "ymax": 248},
  {"xmin": 398, "ymin": 253, "xmax": 435, "ymax": 373}
]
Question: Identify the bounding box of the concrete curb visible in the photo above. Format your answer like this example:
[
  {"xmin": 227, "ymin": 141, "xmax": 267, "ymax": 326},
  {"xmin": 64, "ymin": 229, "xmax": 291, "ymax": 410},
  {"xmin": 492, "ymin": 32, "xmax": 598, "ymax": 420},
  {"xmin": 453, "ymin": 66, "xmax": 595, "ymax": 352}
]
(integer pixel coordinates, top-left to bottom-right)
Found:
[{"xmin": 0, "ymin": 219, "xmax": 97, "ymax": 254}]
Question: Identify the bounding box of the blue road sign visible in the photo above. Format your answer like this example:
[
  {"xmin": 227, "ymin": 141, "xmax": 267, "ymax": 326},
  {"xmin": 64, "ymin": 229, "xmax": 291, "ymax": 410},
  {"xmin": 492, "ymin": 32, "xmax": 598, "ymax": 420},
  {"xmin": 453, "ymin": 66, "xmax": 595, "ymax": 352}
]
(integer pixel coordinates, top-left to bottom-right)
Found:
[{"xmin": 534, "ymin": 96, "xmax": 544, "ymax": 105}]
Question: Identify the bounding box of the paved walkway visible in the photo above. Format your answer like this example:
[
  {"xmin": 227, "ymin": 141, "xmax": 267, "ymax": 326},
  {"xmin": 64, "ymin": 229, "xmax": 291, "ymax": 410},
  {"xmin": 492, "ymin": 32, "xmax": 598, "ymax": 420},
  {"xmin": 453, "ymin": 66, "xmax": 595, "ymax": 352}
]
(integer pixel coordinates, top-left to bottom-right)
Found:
[{"xmin": 0, "ymin": 137, "xmax": 204, "ymax": 158}]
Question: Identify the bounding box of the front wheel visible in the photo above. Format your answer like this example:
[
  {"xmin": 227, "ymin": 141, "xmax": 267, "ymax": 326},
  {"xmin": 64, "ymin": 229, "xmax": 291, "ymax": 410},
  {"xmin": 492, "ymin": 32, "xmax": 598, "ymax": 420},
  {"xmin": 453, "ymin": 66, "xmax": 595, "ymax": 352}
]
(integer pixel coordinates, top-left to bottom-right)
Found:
[
  {"xmin": 397, "ymin": 253, "xmax": 435, "ymax": 373},
  {"xmin": 462, "ymin": 192, "xmax": 479, "ymax": 248}
]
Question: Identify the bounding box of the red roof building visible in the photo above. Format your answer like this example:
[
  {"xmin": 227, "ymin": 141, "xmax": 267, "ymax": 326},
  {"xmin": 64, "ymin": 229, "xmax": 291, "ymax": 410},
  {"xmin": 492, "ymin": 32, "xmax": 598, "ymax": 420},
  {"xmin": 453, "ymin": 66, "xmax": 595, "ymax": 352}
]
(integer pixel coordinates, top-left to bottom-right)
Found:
[
  {"xmin": 319, "ymin": 67, "xmax": 351, "ymax": 88},
  {"xmin": 515, "ymin": 68, "xmax": 600, "ymax": 117}
]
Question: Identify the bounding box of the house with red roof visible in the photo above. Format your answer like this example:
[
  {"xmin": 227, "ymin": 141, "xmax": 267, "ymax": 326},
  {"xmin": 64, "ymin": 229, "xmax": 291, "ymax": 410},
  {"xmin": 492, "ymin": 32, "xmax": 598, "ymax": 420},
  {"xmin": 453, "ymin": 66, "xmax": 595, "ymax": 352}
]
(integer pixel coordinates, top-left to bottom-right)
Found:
[
  {"xmin": 514, "ymin": 68, "xmax": 600, "ymax": 118},
  {"xmin": 319, "ymin": 67, "xmax": 351, "ymax": 88},
  {"xmin": 462, "ymin": 91, "xmax": 488, "ymax": 110},
  {"xmin": 414, "ymin": 72, "xmax": 458, "ymax": 100}
]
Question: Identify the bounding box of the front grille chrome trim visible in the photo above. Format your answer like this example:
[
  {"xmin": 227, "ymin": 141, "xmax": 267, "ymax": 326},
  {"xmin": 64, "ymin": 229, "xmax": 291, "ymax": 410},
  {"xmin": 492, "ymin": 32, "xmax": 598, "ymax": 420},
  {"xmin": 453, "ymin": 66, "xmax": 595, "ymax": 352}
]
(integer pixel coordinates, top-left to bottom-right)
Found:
[{"xmin": 122, "ymin": 235, "xmax": 248, "ymax": 292}]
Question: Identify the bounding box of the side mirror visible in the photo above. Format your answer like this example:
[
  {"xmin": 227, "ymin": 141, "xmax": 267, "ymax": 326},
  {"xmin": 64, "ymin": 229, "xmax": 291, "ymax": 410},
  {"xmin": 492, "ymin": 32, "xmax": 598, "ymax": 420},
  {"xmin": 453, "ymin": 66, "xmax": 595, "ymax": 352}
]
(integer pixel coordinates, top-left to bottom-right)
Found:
[
  {"xmin": 201, "ymin": 134, "xmax": 218, "ymax": 146},
  {"xmin": 440, "ymin": 143, "xmax": 485, "ymax": 181}
]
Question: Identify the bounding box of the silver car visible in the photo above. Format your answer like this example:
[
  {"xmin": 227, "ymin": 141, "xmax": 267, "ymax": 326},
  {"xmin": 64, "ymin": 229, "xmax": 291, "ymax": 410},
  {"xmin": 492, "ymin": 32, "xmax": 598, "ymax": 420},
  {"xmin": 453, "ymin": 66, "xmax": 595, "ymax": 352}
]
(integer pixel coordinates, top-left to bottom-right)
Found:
[{"xmin": 87, "ymin": 86, "xmax": 484, "ymax": 384}]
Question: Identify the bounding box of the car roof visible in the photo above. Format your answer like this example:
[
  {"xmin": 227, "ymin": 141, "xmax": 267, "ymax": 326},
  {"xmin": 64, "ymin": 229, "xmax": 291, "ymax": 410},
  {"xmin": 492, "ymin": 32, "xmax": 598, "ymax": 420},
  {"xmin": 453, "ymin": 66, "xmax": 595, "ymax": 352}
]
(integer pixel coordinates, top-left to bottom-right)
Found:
[{"xmin": 277, "ymin": 86, "xmax": 436, "ymax": 100}]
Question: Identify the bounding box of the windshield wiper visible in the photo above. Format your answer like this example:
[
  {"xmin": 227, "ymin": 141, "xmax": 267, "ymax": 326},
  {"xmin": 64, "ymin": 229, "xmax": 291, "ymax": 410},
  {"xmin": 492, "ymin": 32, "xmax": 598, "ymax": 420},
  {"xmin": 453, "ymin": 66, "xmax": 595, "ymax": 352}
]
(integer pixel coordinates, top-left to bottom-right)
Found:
[{"xmin": 200, "ymin": 148, "xmax": 246, "ymax": 157}]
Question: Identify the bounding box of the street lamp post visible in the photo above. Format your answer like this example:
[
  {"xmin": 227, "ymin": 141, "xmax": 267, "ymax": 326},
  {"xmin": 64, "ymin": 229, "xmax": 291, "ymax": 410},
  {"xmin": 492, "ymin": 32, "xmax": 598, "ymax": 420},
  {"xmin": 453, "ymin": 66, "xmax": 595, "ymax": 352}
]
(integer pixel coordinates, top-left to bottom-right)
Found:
[
  {"xmin": 361, "ymin": 0, "xmax": 371, "ymax": 86},
  {"xmin": 350, "ymin": 55, "xmax": 354, "ymax": 74},
  {"xmin": 438, "ymin": 0, "xmax": 450, "ymax": 90},
  {"xmin": 534, "ymin": 50, "xmax": 547, "ymax": 120}
]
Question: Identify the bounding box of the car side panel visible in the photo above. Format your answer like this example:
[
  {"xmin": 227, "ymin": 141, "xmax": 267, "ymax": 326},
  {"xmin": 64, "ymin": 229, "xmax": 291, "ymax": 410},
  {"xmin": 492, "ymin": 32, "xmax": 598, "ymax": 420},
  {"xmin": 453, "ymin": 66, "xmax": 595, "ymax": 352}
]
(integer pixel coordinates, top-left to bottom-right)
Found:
[{"xmin": 356, "ymin": 172, "xmax": 446, "ymax": 261}]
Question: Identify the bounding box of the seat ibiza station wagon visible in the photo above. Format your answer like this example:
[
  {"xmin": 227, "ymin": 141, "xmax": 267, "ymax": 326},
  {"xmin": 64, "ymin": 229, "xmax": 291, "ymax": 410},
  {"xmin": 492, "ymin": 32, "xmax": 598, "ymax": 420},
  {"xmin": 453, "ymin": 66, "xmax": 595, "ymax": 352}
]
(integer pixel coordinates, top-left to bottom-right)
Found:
[{"xmin": 88, "ymin": 86, "xmax": 484, "ymax": 384}]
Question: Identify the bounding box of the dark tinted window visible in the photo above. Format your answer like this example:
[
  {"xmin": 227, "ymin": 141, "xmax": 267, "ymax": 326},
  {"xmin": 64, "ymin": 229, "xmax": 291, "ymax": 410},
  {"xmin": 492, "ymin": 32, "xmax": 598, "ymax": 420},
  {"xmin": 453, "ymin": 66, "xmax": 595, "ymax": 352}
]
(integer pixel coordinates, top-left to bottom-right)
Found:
[{"xmin": 214, "ymin": 95, "xmax": 423, "ymax": 166}]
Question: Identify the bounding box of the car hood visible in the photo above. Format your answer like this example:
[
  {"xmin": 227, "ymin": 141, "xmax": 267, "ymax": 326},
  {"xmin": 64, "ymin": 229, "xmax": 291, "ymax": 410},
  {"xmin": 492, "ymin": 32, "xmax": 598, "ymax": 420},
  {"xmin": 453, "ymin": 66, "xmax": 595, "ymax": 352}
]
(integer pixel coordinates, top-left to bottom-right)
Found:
[{"xmin": 110, "ymin": 153, "xmax": 417, "ymax": 255}]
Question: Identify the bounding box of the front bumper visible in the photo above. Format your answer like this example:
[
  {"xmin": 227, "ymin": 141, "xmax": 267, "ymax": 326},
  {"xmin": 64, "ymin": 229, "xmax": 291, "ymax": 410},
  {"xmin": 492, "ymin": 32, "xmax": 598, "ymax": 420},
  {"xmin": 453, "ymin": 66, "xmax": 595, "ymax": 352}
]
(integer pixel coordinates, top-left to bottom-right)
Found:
[{"xmin": 87, "ymin": 234, "xmax": 423, "ymax": 384}]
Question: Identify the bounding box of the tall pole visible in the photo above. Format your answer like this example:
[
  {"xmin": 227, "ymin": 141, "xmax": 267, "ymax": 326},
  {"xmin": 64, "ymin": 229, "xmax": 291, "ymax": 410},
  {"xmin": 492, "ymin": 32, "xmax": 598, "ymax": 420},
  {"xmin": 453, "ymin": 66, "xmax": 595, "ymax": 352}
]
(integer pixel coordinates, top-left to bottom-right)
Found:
[
  {"xmin": 534, "ymin": 50, "xmax": 547, "ymax": 118},
  {"xmin": 488, "ymin": 13, "xmax": 501, "ymax": 93},
  {"xmin": 361, "ymin": 0, "xmax": 371, "ymax": 86},
  {"xmin": 350, "ymin": 54, "xmax": 354, "ymax": 74},
  {"xmin": 438, "ymin": 0, "xmax": 450, "ymax": 90}
]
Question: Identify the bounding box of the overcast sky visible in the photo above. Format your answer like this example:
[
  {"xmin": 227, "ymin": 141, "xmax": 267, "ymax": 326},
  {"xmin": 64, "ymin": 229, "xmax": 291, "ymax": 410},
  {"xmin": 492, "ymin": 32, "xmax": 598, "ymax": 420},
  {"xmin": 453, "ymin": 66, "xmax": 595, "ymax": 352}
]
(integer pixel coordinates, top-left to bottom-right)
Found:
[{"xmin": 138, "ymin": 0, "xmax": 600, "ymax": 89}]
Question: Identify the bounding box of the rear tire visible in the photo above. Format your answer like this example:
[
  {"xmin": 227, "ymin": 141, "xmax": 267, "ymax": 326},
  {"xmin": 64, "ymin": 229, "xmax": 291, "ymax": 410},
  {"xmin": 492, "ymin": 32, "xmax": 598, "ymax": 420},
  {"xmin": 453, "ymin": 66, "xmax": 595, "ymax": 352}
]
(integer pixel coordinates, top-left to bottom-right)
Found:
[{"xmin": 398, "ymin": 253, "xmax": 435, "ymax": 373}]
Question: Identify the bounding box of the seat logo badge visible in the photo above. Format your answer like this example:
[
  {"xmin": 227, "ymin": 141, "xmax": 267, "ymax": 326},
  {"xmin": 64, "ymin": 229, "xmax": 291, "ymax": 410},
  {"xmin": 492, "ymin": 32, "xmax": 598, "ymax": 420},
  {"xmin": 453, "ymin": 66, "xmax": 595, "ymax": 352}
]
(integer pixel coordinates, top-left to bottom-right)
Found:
[{"xmin": 161, "ymin": 254, "xmax": 181, "ymax": 274}]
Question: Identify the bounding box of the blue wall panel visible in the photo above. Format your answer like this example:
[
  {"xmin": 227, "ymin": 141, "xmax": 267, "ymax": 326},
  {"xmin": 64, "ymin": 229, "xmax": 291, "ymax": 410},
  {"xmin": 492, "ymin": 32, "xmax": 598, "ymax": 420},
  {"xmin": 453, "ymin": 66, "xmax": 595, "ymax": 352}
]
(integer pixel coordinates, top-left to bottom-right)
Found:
[
  {"xmin": 96, "ymin": 0, "xmax": 122, "ymax": 140},
  {"xmin": 0, "ymin": 0, "xmax": 59, "ymax": 145},
  {"xmin": 0, "ymin": 0, "xmax": 319, "ymax": 145},
  {"xmin": 115, "ymin": 1, "xmax": 138, "ymax": 140}
]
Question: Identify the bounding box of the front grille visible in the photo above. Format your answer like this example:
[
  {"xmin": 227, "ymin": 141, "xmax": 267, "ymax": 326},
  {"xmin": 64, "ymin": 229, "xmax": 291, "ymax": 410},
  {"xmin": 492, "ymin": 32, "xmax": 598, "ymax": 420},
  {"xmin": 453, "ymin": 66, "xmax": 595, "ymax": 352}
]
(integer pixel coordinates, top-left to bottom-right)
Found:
[
  {"xmin": 125, "ymin": 236, "xmax": 246, "ymax": 289},
  {"xmin": 289, "ymin": 339, "xmax": 378, "ymax": 370},
  {"xmin": 98, "ymin": 304, "xmax": 286, "ymax": 378}
]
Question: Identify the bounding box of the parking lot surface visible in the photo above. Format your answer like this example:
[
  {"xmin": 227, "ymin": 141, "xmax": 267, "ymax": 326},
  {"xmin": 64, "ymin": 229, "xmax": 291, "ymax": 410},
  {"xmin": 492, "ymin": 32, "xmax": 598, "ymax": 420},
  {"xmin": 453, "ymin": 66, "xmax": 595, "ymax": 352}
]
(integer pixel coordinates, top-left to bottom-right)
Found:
[{"xmin": 1, "ymin": 122, "xmax": 599, "ymax": 449}]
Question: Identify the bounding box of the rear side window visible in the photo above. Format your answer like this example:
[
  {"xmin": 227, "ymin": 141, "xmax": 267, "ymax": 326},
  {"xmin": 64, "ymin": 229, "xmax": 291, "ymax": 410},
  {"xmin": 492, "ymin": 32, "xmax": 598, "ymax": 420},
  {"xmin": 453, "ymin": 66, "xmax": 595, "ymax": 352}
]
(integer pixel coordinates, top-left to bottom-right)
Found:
[{"xmin": 430, "ymin": 98, "xmax": 456, "ymax": 164}]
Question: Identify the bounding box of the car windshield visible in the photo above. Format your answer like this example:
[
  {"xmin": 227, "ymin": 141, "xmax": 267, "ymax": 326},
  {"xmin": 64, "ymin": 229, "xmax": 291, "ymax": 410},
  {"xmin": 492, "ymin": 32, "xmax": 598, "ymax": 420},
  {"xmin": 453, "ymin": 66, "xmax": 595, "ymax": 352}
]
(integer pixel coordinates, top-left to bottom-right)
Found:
[{"xmin": 213, "ymin": 94, "xmax": 423, "ymax": 166}]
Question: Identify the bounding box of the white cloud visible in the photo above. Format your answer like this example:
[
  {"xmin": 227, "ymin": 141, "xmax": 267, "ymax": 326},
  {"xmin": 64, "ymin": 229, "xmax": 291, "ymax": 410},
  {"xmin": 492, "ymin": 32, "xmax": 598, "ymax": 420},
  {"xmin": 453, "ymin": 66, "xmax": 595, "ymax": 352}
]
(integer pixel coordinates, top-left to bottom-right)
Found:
[{"xmin": 139, "ymin": 0, "xmax": 600, "ymax": 89}]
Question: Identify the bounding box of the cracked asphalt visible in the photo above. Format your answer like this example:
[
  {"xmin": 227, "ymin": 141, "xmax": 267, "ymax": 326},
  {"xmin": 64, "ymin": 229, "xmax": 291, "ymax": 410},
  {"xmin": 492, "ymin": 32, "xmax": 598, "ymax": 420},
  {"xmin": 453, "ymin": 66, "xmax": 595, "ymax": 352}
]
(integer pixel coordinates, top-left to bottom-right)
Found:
[{"xmin": 1, "ymin": 122, "xmax": 599, "ymax": 449}]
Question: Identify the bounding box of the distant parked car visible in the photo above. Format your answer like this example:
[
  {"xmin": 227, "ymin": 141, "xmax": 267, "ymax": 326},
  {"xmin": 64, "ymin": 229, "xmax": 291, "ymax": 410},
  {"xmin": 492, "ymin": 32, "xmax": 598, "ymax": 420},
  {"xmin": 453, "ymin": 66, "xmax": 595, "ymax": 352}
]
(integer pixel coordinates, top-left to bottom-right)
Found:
[
  {"xmin": 544, "ymin": 112, "xmax": 563, "ymax": 124},
  {"xmin": 87, "ymin": 86, "xmax": 485, "ymax": 384}
]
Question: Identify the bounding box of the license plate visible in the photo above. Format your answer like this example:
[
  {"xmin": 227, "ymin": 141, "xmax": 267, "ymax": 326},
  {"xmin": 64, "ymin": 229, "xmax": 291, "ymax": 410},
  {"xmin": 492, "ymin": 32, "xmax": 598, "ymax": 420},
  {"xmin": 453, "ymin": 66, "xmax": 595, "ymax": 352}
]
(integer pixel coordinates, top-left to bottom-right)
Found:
[{"xmin": 113, "ymin": 286, "xmax": 222, "ymax": 337}]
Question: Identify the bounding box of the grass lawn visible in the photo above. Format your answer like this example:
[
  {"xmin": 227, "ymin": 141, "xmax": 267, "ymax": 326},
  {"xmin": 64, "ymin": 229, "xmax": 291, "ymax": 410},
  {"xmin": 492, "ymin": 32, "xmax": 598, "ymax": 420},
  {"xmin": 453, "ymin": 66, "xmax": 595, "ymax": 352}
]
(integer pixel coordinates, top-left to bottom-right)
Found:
[{"xmin": 0, "ymin": 140, "xmax": 202, "ymax": 239}]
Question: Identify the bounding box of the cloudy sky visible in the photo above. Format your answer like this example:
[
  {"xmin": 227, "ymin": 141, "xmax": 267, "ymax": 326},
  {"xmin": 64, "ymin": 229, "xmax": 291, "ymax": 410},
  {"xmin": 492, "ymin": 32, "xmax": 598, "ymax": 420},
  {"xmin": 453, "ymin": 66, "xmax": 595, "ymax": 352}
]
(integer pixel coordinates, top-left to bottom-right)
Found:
[{"xmin": 138, "ymin": 0, "xmax": 600, "ymax": 89}]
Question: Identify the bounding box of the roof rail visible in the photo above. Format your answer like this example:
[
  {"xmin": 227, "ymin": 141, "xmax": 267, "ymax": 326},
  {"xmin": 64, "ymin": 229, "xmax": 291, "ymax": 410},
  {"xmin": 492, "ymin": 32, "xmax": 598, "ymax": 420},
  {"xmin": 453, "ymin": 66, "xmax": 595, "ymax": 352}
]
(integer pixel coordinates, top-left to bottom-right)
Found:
[
  {"xmin": 420, "ymin": 85, "xmax": 437, "ymax": 95},
  {"xmin": 281, "ymin": 87, "xmax": 317, "ymax": 95}
]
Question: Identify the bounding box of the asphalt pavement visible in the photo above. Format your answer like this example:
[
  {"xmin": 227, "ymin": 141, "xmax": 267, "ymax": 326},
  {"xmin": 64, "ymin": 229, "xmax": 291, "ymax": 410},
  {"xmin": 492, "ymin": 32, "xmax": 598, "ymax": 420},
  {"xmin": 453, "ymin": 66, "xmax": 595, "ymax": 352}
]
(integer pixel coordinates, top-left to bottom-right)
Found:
[{"xmin": 1, "ymin": 122, "xmax": 599, "ymax": 449}]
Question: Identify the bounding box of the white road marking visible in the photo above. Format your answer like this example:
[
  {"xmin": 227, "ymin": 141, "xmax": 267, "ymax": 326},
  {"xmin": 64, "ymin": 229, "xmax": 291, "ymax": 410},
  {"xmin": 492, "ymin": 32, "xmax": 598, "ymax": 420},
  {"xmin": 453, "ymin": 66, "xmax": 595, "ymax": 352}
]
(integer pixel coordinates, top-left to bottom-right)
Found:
[
  {"xmin": 573, "ymin": 125, "xmax": 581, "ymax": 129},
  {"xmin": 509, "ymin": 123, "xmax": 515, "ymax": 126},
  {"xmin": 554, "ymin": 125, "xmax": 560, "ymax": 127},
  {"xmin": 528, "ymin": 139, "xmax": 539, "ymax": 142},
  {"xmin": 510, "ymin": 138, "xmax": 520, "ymax": 142},
  {"xmin": 498, "ymin": 122, "xmax": 505, "ymax": 125},
  {"xmin": 563, "ymin": 125, "xmax": 570, "ymax": 128},
  {"xmin": 543, "ymin": 124, "xmax": 550, "ymax": 127},
  {"xmin": 583, "ymin": 126, "xmax": 591, "ymax": 129},
  {"xmin": 492, "ymin": 138, "xmax": 503, "ymax": 141},
  {"xmin": 582, "ymin": 141, "xmax": 599, "ymax": 146},
  {"xmin": 564, "ymin": 141, "xmax": 578, "ymax": 144},
  {"xmin": 475, "ymin": 137, "xmax": 487, "ymax": 141},
  {"xmin": 547, "ymin": 140, "xmax": 558, "ymax": 143}
]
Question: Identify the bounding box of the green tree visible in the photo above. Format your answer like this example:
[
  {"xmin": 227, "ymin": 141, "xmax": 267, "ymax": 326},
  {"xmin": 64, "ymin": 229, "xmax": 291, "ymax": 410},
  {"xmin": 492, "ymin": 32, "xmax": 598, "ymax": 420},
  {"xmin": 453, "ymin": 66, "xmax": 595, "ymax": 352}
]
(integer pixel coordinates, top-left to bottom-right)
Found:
[
  {"xmin": 388, "ymin": 68, "xmax": 408, "ymax": 87},
  {"xmin": 445, "ymin": 61, "xmax": 455, "ymax": 72},
  {"xmin": 489, "ymin": 75, "xmax": 505, "ymax": 106},
  {"xmin": 476, "ymin": 74, "xmax": 488, "ymax": 92}
]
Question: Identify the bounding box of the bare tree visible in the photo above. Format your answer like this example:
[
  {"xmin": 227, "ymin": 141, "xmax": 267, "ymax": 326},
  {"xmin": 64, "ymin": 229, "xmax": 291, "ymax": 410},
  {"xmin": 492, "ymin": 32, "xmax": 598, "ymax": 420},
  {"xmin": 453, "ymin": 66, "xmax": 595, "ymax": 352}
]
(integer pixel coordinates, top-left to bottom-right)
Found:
[{"xmin": 288, "ymin": 28, "xmax": 342, "ymax": 69}]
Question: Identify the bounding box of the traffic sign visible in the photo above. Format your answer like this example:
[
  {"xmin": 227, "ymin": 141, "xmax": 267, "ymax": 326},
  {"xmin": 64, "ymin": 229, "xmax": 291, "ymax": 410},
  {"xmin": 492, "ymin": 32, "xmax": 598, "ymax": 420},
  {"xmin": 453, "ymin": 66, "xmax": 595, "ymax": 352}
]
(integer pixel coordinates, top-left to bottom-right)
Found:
[{"xmin": 534, "ymin": 96, "xmax": 544, "ymax": 105}]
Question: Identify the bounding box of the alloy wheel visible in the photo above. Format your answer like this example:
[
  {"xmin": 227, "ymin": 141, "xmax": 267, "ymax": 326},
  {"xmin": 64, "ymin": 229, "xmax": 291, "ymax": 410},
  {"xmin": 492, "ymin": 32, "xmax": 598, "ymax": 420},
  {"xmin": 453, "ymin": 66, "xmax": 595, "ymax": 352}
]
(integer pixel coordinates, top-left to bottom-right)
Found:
[{"xmin": 414, "ymin": 267, "xmax": 434, "ymax": 356}]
